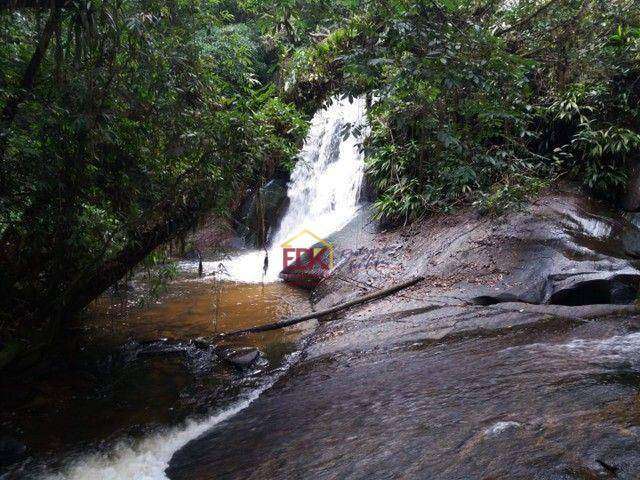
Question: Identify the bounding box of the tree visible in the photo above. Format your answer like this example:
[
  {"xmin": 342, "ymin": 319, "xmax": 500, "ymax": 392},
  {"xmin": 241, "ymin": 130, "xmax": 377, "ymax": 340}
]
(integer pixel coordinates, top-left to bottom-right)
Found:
[{"xmin": 0, "ymin": 0, "xmax": 307, "ymax": 353}]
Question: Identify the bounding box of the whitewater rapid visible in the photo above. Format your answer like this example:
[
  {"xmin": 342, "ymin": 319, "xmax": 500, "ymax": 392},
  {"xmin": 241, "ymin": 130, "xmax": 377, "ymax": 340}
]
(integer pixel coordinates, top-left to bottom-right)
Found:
[{"xmin": 43, "ymin": 353, "xmax": 300, "ymax": 480}]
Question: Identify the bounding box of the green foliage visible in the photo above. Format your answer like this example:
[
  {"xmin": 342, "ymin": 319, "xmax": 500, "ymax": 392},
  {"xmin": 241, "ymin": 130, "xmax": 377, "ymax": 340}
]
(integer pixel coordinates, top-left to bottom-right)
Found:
[
  {"xmin": 2, "ymin": 0, "xmax": 640, "ymax": 341},
  {"xmin": 284, "ymin": 0, "xmax": 640, "ymax": 222},
  {"xmin": 139, "ymin": 250, "xmax": 179, "ymax": 305},
  {"xmin": 474, "ymin": 174, "xmax": 550, "ymax": 215},
  {"xmin": 364, "ymin": 26, "xmax": 536, "ymax": 218},
  {"xmin": 239, "ymin": 0, "xmax": 361, "ymax": 48},
  {"xmin": 0, "ymin": 0, "xmax": 308, "ymax": 334},
  {"xmin": 541, "ymin": 16, "xmax": 640, "ymax": 199}
]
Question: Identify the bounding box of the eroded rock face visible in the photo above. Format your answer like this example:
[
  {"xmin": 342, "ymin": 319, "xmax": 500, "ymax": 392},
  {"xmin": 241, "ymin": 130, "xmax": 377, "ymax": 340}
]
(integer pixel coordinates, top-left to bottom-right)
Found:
[
  {"xmin": 313, "ymin": 188, "xmax": 640, "ymax": 309},
  {"xmin": 168, "ymin": 188, "xmax": 640, "ymax": 480}
]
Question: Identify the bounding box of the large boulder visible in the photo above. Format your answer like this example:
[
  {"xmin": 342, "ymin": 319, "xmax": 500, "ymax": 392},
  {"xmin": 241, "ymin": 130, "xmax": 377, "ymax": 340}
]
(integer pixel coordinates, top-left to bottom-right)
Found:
[
  {"xmin": 238, "ymin": 179, "xmax": 289, "ymax": 248},
  {"xmin": 313, "ymin": 187, "xmax": 640, "ymax": 309}
]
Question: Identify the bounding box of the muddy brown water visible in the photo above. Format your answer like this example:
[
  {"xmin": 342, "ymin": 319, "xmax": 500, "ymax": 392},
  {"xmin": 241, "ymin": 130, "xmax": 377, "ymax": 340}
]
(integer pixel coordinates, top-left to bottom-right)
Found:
[
  {"xmin": 89, "ymin": 279, "xmax": 310, "ymax": 346},
  {"xmin": 0, "ymin": 277, "xmax": 311, "ymax": 477}
]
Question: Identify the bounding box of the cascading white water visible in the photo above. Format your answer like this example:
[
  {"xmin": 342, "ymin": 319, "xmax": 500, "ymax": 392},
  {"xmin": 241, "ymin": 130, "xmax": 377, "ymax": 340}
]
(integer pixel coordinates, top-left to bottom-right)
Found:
[
  {"xmin": 211, "ymin": 95, "xmax": 368, "ymax": 283},
  {"xmin": 43, "ymin": 352, "xmax": 301, "ymax": 480},
  {"xmin": 270, "ymin": 95, "xmax": 368, "ymax": 247},
  {"xmin": 38, "ymin": 98, "xmax": 368, "ymax": 480}
]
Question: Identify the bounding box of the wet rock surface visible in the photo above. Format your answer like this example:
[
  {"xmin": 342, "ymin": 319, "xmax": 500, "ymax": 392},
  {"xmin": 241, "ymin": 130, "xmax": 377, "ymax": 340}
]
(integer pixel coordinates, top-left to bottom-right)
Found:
[
  {"xmin": 221, "ymin": 348, "xmax": 262, "ymax": 369},
  {"xmin": 238, "ymin": 178, "xmax": 290, "ymax": 247},
  {"xmin": 169, "ymin": 189, "xmax": 640, "ymax": 480}
]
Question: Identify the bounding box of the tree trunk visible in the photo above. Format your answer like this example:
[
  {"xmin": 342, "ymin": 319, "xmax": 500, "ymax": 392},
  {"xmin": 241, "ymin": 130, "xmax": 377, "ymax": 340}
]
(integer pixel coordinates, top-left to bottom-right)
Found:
[
  {"xmin": 221, "ymin": 276, "xmax": 426, "ymax": 337},
  {"xmin": 59, "ymin": 199, "xmax": 209, "ymax": 320},
  {"xmin": 0, "ymin": 4, "xmax": 61, "ymax": 159}
]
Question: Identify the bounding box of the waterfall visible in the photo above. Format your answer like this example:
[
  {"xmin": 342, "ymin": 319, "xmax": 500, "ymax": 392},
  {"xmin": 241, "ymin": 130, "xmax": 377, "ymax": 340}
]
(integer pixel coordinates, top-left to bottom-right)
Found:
[
  {"xmin": 216, "ymin": 96, "xmax": 368, "ymax": 283},
  {"xmin": 39, "ymin": 97, "xmax": 368, "ymax": 480}
]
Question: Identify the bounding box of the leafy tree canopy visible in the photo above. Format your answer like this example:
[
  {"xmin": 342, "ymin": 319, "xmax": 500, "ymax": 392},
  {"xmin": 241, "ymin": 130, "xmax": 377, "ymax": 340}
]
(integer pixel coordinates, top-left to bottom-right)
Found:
[
  {"xmin": 1, "ymin": 0, "xmax": 639, "ymax": 354},
  {"xmin": 284, "ymin": 0, "xmax": 639, "ymax": 220}
]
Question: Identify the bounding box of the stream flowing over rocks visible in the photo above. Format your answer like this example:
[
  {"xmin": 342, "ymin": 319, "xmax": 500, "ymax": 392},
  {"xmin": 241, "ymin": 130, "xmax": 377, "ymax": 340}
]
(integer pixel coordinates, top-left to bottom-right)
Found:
[{"xmin": 167, "ymin": 188, "xmax": 640, "ymax": 480}]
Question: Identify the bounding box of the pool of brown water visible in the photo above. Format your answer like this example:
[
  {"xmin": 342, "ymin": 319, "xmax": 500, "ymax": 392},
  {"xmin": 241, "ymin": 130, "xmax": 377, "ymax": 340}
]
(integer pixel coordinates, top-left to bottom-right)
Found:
[
  {"xmin": 89, "ymin": 279, "xmax": 310, "ymax": 346},
  {"xmin": 0, "ymin": 277, "xmax": 311, "ymax": 478}
]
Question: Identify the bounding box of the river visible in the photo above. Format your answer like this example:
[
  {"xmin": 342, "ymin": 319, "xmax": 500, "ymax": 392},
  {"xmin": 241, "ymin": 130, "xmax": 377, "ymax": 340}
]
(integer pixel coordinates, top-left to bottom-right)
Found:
[
  {"xmin": 1, "ymin": 277, "xmax": 311, "ymax": 479},
  {"xmin": 0, "ymin": 96, "xmax": 370, "ymax": 479}
]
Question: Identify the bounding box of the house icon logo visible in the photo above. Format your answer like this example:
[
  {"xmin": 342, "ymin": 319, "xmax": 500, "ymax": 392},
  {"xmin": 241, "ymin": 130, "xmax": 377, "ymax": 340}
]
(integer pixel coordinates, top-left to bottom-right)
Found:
[{"xmin": 280, "ymin": 229, "xmax": 334, "ymax": 272}]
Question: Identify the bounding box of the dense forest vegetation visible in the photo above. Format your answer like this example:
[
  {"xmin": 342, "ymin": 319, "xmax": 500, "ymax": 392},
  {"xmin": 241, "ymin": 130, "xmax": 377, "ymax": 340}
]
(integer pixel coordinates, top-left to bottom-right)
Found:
[{"xmin": 1, "ymin": 0, "xmax": 638, "ymax": 365}]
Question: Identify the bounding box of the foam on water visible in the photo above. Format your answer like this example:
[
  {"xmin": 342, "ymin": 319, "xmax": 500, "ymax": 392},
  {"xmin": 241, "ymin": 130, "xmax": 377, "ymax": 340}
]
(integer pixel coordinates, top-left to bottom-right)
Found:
[
  {"xmin": 484, "ymin": 421, "xmax": 522, "ymax": 437},
  {"xmin": 551, "ymin": 332, "xmax": 640, "ymax": 357},
  {"xmin": 41, "ymin": 353, "xmax": 299, "ymax": 480},
  {"xmin": 503, "ymin": 332, "xmax": 640, "ymax": 361}
]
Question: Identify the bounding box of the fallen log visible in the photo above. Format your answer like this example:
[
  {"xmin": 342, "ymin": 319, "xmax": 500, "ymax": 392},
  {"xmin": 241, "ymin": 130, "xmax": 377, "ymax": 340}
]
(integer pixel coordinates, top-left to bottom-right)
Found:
[{"xmin": 220, "ymin": 276, "xmax": 425, "ymax": 337}]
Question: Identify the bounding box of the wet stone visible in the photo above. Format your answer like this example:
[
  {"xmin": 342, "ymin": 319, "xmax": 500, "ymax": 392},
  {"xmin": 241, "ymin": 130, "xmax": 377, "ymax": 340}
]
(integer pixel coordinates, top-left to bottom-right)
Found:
[
  {"xmin": 483, "ymin": 421, "xmax": 522, "ymax": 438},
  {"xmin": 222, "ymin": 348, "xmax": 261, "ymax": 369},
  {"xmin": 193, "ymin": 339, "xmax": 213, "ymax": 351}
]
